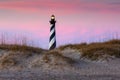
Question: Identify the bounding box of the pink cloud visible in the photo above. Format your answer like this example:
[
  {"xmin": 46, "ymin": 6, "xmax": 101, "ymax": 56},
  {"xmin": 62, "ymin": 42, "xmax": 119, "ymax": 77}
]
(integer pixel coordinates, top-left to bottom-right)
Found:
[
  {"xmin": 0, "ymin": 0, "xmax": 119, "ymax": 14},
  {"xmin": 0, "ymin": 1, "xmax": 78, "ymax": 13}
]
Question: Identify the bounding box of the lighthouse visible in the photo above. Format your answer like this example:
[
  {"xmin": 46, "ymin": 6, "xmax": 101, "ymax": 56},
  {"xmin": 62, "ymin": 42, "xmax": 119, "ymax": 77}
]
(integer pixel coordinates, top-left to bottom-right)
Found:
[{"xmin": 49, "ymin": 15, "xmax": 56, "ymax": 50}]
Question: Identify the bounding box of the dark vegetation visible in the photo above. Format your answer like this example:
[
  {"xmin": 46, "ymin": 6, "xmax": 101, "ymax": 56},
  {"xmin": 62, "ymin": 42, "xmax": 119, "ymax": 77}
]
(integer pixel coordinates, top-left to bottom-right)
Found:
[
  {"xmin": 59, "ymin": 39, "xmax": 120, "ymax": 60},
  {"xmin": 0, "ymin": 33, "xmax": 47, "ymax": 53},
  {"xmin": 0, "ymin": 44, "xmax": 45, "ymax": 53}
]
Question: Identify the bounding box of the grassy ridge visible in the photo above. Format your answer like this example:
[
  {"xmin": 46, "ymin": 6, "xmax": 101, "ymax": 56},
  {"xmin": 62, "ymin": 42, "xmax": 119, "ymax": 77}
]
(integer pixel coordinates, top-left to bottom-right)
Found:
[
  {"xmin": 59, "ymin": 39, "xmax": 120, "ymax": 60},
  {"xmin": 0, "ymin": 44, "xmax": 45, "ymax": 53}
]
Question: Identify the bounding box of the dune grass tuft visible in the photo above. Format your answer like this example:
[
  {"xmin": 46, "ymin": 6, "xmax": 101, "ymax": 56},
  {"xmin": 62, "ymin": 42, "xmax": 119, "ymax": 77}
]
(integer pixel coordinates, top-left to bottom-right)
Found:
[
  {"xmin": 58, "ymin": 39, "xmax": 120, "ymax": 60},
  {"xmin": 0, "ymin": 44, "xmax": 45, "ymax": 53},
  {"xmin": 42, "ymin": 51, "xmax": 75, "ymax": 65}
]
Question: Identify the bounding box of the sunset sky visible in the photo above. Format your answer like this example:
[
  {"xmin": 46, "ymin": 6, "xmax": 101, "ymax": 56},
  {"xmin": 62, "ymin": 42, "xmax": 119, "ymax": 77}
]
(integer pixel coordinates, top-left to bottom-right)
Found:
[{"xmin": 0, "ymin": 0, "xmax": 120, "ymax": 49}]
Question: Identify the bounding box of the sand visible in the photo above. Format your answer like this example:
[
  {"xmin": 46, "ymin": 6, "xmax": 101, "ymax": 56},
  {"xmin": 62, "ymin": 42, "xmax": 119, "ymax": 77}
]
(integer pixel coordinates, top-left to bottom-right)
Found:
[{"xmin": 0, "ymin": 49, "xmax": 120, "ymax": 80}]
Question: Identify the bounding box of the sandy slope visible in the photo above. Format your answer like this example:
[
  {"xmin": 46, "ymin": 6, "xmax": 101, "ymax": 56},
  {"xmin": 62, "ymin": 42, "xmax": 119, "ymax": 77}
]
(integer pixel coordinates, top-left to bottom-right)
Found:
[{"xmin": 0, "ymin": 48, "xmax": 120, "ymax": 80}]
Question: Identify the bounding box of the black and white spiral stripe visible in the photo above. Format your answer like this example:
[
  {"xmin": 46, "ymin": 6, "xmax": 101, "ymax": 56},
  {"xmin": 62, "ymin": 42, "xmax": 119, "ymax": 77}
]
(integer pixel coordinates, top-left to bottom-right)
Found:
[{"xmin": 49, "ymin": 23, "xmax": 56, "ymax": 50}]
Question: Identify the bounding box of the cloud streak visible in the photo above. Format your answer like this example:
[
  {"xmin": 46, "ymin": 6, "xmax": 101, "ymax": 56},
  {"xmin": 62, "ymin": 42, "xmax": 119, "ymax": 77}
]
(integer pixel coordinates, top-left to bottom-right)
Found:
[{"xmin": 0, "ymin": 0, "xmax": 120, "ymax": 14}]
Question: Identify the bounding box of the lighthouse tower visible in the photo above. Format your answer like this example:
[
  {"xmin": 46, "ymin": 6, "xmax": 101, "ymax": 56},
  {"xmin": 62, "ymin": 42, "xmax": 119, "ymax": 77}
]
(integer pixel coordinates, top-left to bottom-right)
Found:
[{"xmin": 49, "ymin": 15, "xmax": 56, "ymax": 50}]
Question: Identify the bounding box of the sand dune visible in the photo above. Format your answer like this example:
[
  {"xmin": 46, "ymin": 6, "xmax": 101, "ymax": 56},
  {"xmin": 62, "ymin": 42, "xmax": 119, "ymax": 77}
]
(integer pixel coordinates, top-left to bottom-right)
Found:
[
  {"xmin": 0, "ymin": 49, "xmax": 120, "ymax": 80},
  {"xmin": 0, "ymin": 39, "xmax": 120, "ymax": 80}
]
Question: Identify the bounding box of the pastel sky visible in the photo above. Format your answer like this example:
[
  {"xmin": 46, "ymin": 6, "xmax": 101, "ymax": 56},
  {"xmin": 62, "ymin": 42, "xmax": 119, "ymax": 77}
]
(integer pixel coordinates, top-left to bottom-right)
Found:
[{"xmin": 0, "ymin": 0, "xmax": 120, "ymax": 49}]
